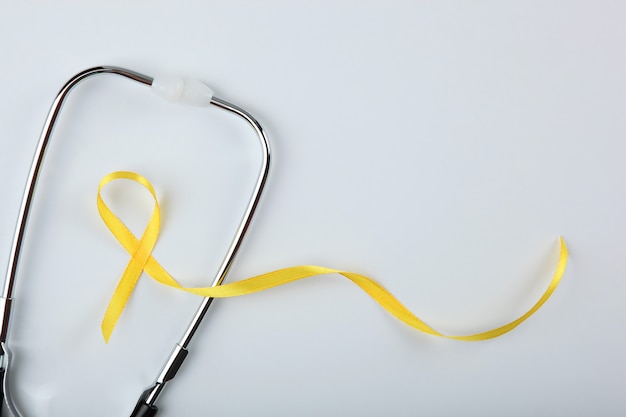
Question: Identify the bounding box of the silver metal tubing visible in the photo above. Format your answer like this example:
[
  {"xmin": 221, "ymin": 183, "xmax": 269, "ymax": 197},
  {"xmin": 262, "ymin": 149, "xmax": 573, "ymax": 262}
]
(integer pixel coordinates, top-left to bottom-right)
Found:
[
  {"xmin": 0, "ymin": 66, "xmax": 154, "ymax": 417},
  {"xmin": 181, "ymin": 96, "xmax": 271, "ymax": 349},
  {"xmin": 1, "ymin": 66, "xmax": 153, "ymax": 346},
  {"xmin": 1, "ymin": 66, "xmax": 271, "ymax": 416},
  {"xmin": 142, "ymin": 96, "xmax": 271, "ymax": 407}
]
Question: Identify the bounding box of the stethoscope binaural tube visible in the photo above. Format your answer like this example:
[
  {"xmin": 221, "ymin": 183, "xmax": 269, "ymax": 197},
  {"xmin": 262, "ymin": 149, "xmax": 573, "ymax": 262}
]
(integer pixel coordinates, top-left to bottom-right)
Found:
[{"xmin": 0, "ymin": 66, "xmax": 271, "ymax": 416}]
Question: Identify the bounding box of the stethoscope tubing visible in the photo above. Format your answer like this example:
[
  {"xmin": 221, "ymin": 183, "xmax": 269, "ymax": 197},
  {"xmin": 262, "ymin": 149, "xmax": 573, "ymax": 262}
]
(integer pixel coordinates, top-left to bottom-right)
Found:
[{"xmin": 0, "ymin": 66, "xmax": 271, "ymax": 416}]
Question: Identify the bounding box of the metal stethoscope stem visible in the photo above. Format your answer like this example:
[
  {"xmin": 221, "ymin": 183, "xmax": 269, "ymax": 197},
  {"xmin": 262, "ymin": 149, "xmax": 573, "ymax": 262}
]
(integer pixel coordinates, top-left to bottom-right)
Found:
[{"xmin": 0, "ymin": 66, "xmax": 271, "ymax": 416}]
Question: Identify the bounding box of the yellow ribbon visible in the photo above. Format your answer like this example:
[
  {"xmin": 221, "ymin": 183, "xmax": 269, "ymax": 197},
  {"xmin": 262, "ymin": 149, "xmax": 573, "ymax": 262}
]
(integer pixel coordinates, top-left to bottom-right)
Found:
[{"xmin": 98, "ymin": 171, "xmax": 568, "ymax": 343}]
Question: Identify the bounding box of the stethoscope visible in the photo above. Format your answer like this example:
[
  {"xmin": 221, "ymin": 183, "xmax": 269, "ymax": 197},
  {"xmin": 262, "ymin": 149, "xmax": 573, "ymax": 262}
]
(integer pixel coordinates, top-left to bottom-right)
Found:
[{"xmin": 0, "ymin": 66, "xmax": 271, "ymax": 416}]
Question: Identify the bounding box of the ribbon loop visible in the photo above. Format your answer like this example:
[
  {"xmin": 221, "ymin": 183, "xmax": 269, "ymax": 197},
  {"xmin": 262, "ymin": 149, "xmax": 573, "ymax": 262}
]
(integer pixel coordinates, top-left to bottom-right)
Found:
[{"xmin": 98, "ymin": 172, "xmax": 568, "ymax": 343}]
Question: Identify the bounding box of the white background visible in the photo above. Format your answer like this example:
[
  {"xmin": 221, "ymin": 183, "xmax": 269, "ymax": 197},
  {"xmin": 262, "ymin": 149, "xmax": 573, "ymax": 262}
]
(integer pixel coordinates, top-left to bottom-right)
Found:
[{"xmin": 1, "ymin": 1, "xmax": 625, "ymax": 416}]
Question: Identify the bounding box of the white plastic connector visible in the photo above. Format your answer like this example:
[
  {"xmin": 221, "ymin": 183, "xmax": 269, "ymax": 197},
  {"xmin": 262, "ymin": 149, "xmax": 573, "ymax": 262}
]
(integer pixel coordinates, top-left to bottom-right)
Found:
[
  {"xmin": 180, "ymin": 79, "xmax": 214, "ymax": 106},
  {"xmin": 151, "ymin": 76, "xmax": 184, "ymax": 102},
  {"xmin": 151, "ymin": 76, "xmax": 214, "ymax": 106}
]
